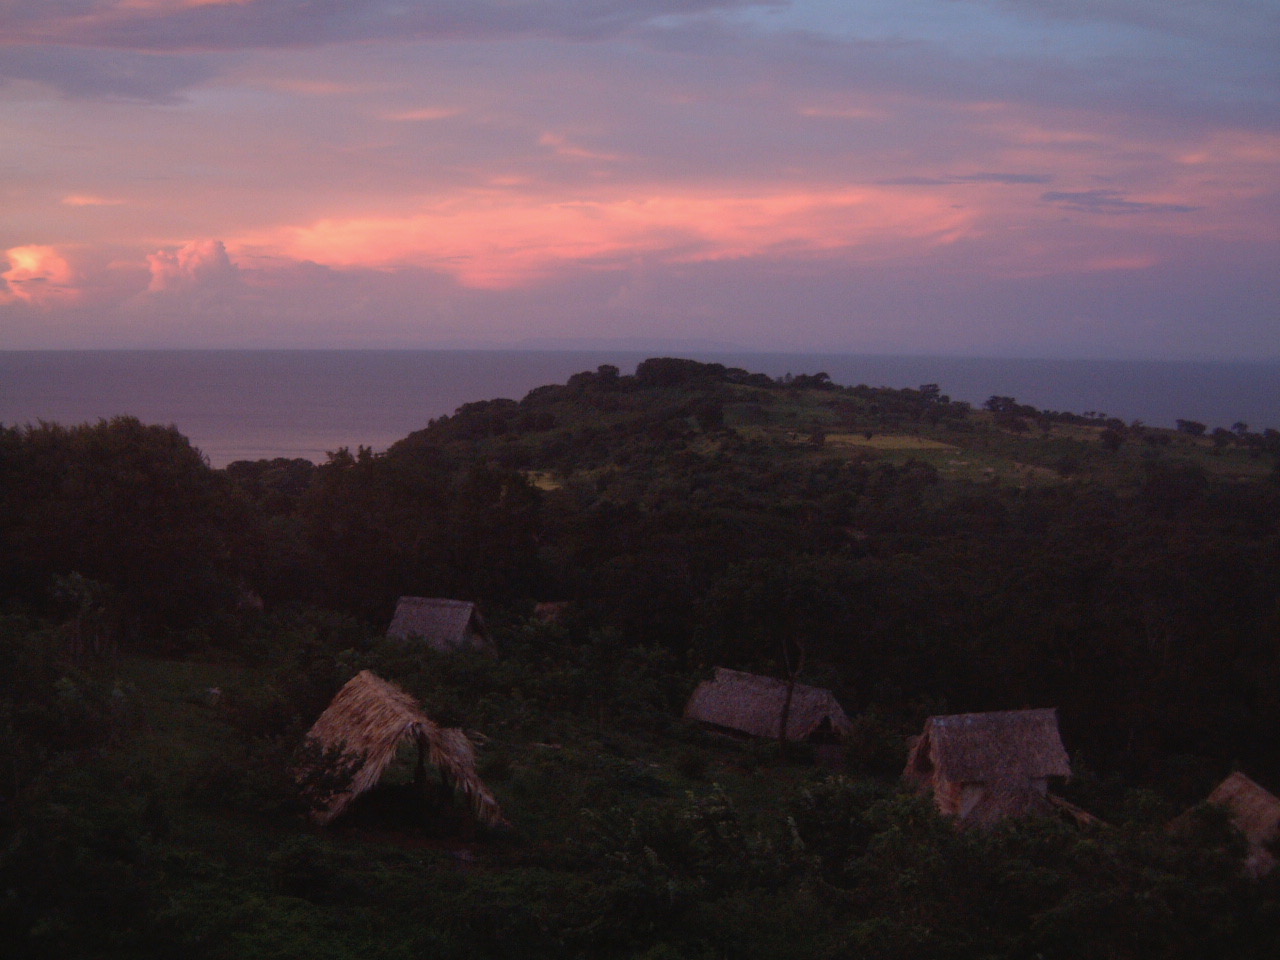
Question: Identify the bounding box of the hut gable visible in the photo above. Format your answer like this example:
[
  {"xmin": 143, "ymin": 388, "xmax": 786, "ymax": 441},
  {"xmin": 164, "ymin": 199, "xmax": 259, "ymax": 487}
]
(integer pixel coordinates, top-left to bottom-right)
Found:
[
  {"xmin": 683, "ymin": 667, "xmax": 853, "ymax": 742},
  {"xmin": 904, "ymin": 708, "xmax": 1071, "ymax": 826},
  {"xmin": 387, "ymin": 597, "xmax": 490, "ymax": 653},
  {"xmin": 298, "ymin": 670, "xmax": 503, "ymax": 827},
  {"xmin": 1206, "ymin": 772, "xmax": 1280, "ymax": 878}
]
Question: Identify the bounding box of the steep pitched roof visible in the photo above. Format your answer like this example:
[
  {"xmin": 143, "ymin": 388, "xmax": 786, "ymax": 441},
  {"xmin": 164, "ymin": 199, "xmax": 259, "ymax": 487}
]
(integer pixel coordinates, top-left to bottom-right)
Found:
[
  {"xmin": 387, "ymin": 597, "xmax": 489, "ymax": 652},
  {"xmin": 684, "ymin": 667, "xmax": 853, "ymax": 741},
  {"xmin": 913, "ymin": 709, "xmax": 1071, "ymax": 784},
  {"xmin": 298, "ymin": 670, "xmax": 503, "ymax": 826},
  {"xmin": 1207, "ymin": 771, "xmax": 1280, "ymax": 877}
]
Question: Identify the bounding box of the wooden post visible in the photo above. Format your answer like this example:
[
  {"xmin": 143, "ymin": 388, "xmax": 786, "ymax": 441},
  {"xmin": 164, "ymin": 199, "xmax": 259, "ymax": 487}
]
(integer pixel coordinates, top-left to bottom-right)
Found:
[
  {"xmin": 414, "ymin": 734, "xmax": 427, "ymax": 793},
  {"xmin": 778, "ymin": 636, "xmax": 808, "ymax": 747}
]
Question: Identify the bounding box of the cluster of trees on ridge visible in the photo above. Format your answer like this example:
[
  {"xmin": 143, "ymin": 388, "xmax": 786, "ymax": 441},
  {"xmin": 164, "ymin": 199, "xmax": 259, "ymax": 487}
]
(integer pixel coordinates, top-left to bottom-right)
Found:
[{"xmin": 2, "ymin": 357, "xmax": 1280, "ymax": 959}]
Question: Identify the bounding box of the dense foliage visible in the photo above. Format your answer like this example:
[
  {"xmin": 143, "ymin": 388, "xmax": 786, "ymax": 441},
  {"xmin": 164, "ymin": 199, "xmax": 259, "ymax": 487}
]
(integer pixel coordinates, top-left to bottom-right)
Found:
[{"xmin": 2, "ymin": 359, "xmax": 1279, "ymax": 958}]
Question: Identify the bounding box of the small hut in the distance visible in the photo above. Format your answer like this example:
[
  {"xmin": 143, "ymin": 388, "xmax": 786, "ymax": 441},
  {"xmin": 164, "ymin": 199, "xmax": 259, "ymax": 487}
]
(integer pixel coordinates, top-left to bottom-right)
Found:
[
  {"xmin": 904, "ymin": 708, "xmax": 1071, "ymax": 827},
  {"xmin": 1203, "ymin": 772, "xmax": 1280, "ymax": 878},
  {"xmin": 684, "ymin": 667, "xmax": 853, "ymax": 762},
  {"xmin": 298, "ymin": 670, "xmax": 503, "ymax": 828},
  {"xmin": 387, "ymin": 597, "xmax": 492, "ymax": 654}
]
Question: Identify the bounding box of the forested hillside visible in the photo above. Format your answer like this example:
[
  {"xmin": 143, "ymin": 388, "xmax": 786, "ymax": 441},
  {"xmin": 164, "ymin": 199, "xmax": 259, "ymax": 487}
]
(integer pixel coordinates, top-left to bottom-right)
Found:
[{"xmin": 3, "ymin": 358, "xmax": 1279, "ymax": 958}]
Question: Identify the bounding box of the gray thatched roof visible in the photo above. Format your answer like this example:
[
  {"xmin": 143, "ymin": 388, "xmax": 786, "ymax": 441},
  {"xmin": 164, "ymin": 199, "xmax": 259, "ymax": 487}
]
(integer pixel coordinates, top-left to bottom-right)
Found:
[
  {"xmin": 1207, "ymin": 771, "xmax": 1280, "ymax": 877},
  {"xmin": 908, "ymin": 708, "xmax": 1071, "ymax": 785},
  {"xmin": 298, "ymin": 670, "xmax": 503, "ymax": 826},
  {"xmin": 387, "ymin": 597, "xmax": 490, "ymax": 652},
  {"xmin": 684, "ymin": 667, "xmax": 853, "ymax": 741}
]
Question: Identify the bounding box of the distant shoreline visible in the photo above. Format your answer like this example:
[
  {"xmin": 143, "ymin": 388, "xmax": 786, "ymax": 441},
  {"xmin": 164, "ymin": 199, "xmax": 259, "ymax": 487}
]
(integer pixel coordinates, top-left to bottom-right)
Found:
[{"xmin": 4, "ymin": 350, "xmax": 1278, "ymax": 467}]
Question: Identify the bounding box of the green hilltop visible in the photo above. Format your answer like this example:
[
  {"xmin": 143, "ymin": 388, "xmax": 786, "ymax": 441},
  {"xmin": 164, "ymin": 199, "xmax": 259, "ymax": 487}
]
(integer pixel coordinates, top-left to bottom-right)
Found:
[{"xmin": 3, "ymin": 357, "xmax": 1280, "ymax": 959}]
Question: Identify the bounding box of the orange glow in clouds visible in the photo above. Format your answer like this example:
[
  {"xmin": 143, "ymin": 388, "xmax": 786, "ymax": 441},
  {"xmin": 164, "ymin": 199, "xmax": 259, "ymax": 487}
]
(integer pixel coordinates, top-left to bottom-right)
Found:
[
  {"xmin": 1, "ymin": 246, "xmax": 84, "ymax": 306},
  {"xmin": 253, "ymin": 187, "xmax": 973, "ymax": 288},
  {"xmin": 62, "ymin": 195, "xmax": 125, "ymax": 207}
]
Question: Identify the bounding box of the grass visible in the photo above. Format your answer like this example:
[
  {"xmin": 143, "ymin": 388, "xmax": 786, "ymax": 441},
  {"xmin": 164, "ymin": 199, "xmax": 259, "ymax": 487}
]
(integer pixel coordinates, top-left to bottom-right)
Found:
[{"xmin": 823, "ymin": 433, "xmax": 957, "ymax": 451}]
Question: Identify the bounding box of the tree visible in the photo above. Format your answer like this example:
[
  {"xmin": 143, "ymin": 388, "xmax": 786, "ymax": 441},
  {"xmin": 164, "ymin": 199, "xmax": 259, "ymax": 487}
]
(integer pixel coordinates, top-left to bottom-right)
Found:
[
  {"xmin": 0, "ymin": 418, "xmax": 247, "ymax": 637},
  {"xmin": 985, "ymin": 395, "xmax": 1016, "ymax": 413},
  {"xmin": 1100, "ymin": 428, "xmax": 1125, "ymax": 452}
]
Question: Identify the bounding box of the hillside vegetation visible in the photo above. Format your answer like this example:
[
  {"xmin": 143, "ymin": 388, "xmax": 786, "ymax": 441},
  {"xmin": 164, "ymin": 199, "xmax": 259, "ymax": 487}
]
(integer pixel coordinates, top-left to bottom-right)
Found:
[{"xmin": 3, "ymin": 357, "xmax": 1280, "ymax": 959}]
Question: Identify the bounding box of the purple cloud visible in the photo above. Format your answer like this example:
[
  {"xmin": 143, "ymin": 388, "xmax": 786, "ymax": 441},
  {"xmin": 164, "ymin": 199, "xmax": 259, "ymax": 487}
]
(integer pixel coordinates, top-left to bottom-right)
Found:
[
  {"xmin": 0, "ymin": 44, "xmax": 215, "ymax": 100},
  {"xmin": 0, "ymin": 0, "xmax": 770, "ymax": 50},
  {"xmin": 1041, "ymin": 190, "xmax": 1200, "ymax": 215},
  {"xmin": 979, "ymin": 0, "xmax": 1280, "ymax": 52},
  {"xmin": 878, "ymin": 173, "xmax": 1053, "ymax": 186}
]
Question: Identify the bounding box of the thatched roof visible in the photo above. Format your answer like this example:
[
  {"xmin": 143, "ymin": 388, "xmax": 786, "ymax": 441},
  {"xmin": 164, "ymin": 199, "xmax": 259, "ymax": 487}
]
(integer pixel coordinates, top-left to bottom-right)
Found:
[
  {"xmin": 684, "ymin": 667, "xmax": 853, "ymax": 741},
  {"xmin": 907, "ymin": 708, "xmax": 1071, "ymax": 785},
  {"xmin": 963, "ymin": 781, "xmax": 1058, "ymax": 827},
  {"xmin": 1207, "ymin": 771, "xmax": 1280, "ymax": 877},
  {"xmin": 387, "ymin": 597, "xmax": 490, "ymax": 653},
  {"xmin": 298, "ymin": 670, "xmax": 503, "ymax": 826}
]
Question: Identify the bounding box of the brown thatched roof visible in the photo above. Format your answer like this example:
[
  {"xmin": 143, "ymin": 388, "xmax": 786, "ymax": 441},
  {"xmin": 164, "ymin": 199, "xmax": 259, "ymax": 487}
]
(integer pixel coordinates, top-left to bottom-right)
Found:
[
  {"xmin": 963, "ymin": 781, "xmax": 1058, "ymax": 827},
  {"xmin": 298, "ymin": 670, "xmax": 503, "ymax": 826},
  {"xmin": 684, "ymin": 667, "xmax": 853, "ymax": 741},
  {"xmin": 1207, "ymin": 772, "xmax": 1280, "ymax": 877},
  {"xmin": 906, "ymin": 708, "xmax": 1071, "ymax": 785},
  {"xmin": 387, "ymin": 597, "xmax": 490, "ymax": 653}
]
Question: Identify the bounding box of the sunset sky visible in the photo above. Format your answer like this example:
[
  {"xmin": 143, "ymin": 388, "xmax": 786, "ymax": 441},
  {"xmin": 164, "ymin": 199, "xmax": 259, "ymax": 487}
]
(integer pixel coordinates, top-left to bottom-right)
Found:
[{"xmin": 2, "ymin": 0, "xmax": 1277, "ymax": 357}]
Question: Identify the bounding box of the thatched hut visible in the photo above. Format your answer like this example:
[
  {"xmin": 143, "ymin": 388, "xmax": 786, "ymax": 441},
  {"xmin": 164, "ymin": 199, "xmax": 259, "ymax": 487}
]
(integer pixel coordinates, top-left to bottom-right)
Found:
[
  {"xmin": 1205, "ymin": 772, "xmax": 1280, "ymax": 878},
  {"xmin": 903, "ymin": 708, "xmax": 1071, "ymax": 827},
  {"xmin": 684, "ymin": 667, "xmax": 853, "ymax": 754},
  {"xmin": 387, "ymin": 597, "xmax": 491, "ymax": 653},
  {"xmin": 298, "ymin": 670, "xmax": 503, "ymax": 827}
]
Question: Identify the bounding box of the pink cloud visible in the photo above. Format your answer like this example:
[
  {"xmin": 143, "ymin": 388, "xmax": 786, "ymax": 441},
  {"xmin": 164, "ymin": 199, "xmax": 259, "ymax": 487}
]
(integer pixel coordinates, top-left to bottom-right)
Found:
[
  {"xmin": 383, "ymin": 107, "xmax": 461, "ymax": 122},
  {"xmin": 1, "ymin": 245, "xmax": 86, "ymax": 306},
  {"xmin": 117, "ymin": 0, "xmax": 253, "ymax": 8},
  {"xmin": 244, "ymin": 186, "xmax": 974, "ymax": 288},
  {"xmin": 146, "ymin": 238, "xmax": 238, "ymax": 293},
  {"xmin": 61, "ymin": 194, "xmax": 126, "ymax": 207},
  {"xmin": 1, "ymin": 244, "xmax": 147, "ymax": 309}
]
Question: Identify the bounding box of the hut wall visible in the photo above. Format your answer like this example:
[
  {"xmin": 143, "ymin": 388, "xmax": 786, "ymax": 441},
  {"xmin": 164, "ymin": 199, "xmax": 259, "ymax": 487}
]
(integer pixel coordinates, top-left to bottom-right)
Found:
[
  {"xmin": 957, "ymin": 784, "xmax": 986, "ymax": 820},
  {"xmin": 935, "ymin": 779, "xmax": 964, "ymax": 817},
  {"xmin": 963, "ymin": 778, "xmax": 1052, "ymax": 822},
  {"xmin": 1245, "ymin": 849, "xmax": 1277, "ymax": 880}
]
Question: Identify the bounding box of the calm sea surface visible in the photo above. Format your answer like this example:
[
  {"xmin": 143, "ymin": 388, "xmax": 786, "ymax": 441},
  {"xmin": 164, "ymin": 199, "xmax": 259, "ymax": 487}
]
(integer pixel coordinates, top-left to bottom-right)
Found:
[{"xmin": 2, "ymin": 350, "xmax": 1277, "ymax": 467}]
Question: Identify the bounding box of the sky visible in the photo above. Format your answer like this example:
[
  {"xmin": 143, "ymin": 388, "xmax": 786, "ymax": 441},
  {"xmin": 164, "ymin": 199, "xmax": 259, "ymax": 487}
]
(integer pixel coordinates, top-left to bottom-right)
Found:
[{"xmin": 1, "ymin": 0, "xmax": 1277, "ymax": 358}]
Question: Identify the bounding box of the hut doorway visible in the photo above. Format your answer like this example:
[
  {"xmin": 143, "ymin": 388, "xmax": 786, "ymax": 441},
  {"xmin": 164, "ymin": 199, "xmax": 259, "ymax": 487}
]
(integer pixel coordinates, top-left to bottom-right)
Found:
[{"xmin": 340, "ymin": 739, "xmax": 474, "ymax": 837}]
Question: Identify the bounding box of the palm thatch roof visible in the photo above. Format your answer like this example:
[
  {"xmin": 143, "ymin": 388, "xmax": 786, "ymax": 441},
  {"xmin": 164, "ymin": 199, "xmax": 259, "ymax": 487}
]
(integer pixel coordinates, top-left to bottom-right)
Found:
[
  {"xmin": 905, "ymin": 708, "xmax": 1071, "ymax": 786},
  {"xmin": 387, "ymin": 597, "xmax": 491, "ymax": 653},
  {"xmin": 962, "ymin": 780, "xmax": 1058, "ymax": 825},
  {"xmin": 1207, "ymin": 771, "xmax": 1280, "ymax": 877},
  {"xmin": 298, "ymin": 670, "xmax": 503, "ymax": 827},
  {"xmin": 684, "ymin": 667, "xmax": 853, "ymax": 741}
]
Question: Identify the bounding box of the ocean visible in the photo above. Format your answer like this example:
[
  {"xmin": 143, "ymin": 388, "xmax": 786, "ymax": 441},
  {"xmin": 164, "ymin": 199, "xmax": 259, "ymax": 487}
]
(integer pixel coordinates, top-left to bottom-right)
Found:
[{"xmin": 2, "ymin": 350, "xmax": 1277, "ymax": 468}]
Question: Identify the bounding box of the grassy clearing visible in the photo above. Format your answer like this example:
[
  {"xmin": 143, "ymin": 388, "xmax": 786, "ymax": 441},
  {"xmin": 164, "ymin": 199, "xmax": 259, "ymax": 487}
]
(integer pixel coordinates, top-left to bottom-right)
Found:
[{"xmin": 823, "ymin": 433, "xmax": 957, "ymax": 451}]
